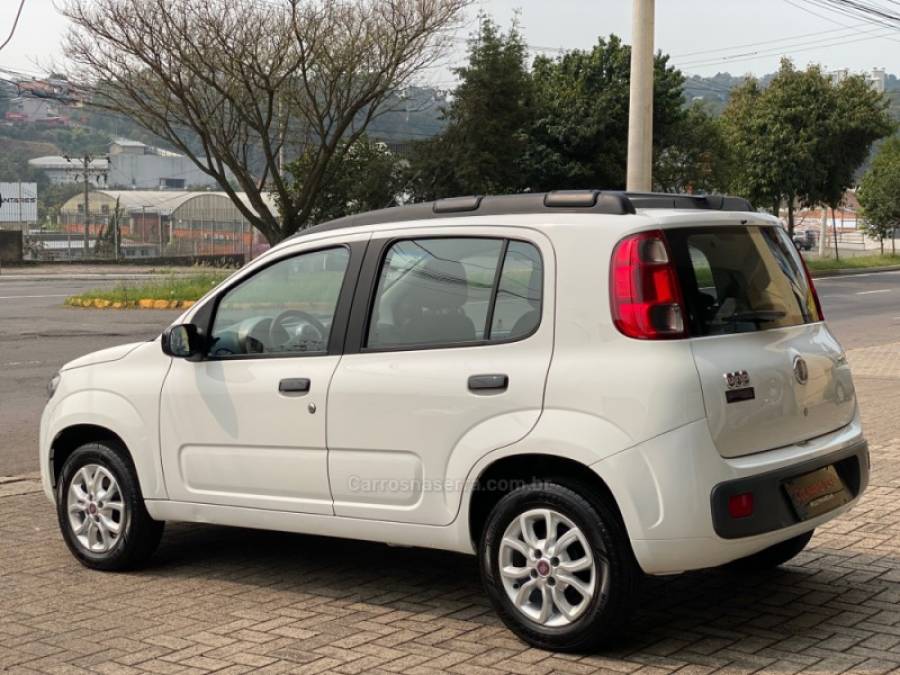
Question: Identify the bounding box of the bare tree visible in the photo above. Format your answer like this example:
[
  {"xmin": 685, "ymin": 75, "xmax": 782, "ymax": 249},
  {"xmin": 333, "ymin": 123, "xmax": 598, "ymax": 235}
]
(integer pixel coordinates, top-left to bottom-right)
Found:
[{"xmin": 63, "ymin": 0, "xmax": 469, "ymax": 244}]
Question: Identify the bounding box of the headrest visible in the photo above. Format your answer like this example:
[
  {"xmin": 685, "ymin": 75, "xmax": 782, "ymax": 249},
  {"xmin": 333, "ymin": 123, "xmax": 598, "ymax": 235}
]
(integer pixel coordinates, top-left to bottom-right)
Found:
[{"xmin": 403, "ymin": 258, "xmax": 469, "ymax": 312}]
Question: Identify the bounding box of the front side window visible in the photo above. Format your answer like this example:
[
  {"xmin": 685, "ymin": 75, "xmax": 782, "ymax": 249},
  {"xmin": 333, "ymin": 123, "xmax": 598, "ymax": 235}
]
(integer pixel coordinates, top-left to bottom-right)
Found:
[
  {"xmin": 367, "ymin": 237, "xmax": 543, "ymax": 350},
  {"xmin": 209, "ymin": 247, "xmax": 349, "ymax": 357},
  {"xmin": 668, "ymin": 225, "xmax": 821, "ymax": 336}
]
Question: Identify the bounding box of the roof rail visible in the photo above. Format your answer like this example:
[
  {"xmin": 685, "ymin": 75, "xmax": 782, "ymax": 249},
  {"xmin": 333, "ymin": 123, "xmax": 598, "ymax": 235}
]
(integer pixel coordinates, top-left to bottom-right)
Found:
[{"xmin": 293, "ymin": 190, "xmax": 754, "ymax": 239}]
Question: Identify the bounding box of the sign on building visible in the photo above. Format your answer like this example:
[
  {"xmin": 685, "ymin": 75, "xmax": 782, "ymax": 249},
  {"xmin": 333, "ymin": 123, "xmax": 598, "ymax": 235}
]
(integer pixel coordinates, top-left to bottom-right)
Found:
[{"xmin": 0, "ymin": 182, "xmax": 38, "ymax": 223}]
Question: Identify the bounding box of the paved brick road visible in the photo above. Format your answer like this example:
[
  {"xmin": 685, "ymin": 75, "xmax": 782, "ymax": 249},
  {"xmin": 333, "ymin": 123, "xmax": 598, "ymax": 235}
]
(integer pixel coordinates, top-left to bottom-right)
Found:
[{"xmin": 3, "ymin": 345, "xmax": 900, "ymax": 674}]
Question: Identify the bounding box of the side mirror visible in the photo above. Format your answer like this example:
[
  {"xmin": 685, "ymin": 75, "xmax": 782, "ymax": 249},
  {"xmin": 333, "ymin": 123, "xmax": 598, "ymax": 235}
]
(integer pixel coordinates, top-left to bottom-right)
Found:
[{"xmin": 162, "ymin": 324, "xmax": 204, "ymax": 360}]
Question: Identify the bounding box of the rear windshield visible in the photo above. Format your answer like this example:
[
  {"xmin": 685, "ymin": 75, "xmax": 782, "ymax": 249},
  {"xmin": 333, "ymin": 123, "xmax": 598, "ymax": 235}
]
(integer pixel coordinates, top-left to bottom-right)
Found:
[{"xmin": 666, "ymin": 225, "xmax": 821, "ymax": 336}]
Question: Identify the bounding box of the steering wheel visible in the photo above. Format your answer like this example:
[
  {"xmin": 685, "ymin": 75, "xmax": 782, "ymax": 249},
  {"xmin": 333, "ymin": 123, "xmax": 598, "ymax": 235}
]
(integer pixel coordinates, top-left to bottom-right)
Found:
[{"xmin": 268, "ymin": 310, "xmax": 328, "ymax": 353}]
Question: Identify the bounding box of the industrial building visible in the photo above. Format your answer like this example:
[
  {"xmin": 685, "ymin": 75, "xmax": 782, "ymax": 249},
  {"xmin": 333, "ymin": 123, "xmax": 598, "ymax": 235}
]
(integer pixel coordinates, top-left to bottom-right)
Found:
[
  {"xmin": 28, "ymin": 138, "xmax": 228, "ymax": 189},
  {"xmin": 57, "ymin": 190, "xmax": 271, "ymax": 258}
]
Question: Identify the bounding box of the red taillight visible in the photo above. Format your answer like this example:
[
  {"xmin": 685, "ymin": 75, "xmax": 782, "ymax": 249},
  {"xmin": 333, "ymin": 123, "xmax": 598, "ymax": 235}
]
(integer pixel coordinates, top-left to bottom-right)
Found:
[
  {"xmin": 797, "ymin": 253, "xmax": 825, "ymax": 320},
  {"xmin": 728, "ymin": 492, "xmax": 754, "ymax": 519},
  {"xmin": 610, "ymin": 230, "xmax": 688, "ymax": 339}
]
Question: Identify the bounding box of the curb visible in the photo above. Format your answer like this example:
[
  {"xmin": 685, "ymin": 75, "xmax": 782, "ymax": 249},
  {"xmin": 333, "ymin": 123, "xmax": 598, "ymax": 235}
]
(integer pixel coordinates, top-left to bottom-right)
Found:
[
  {"xmin": 810, "ymin": 264, "xmax": 900, "ymax": 279},
  {"xmin": 65, "ymin": 297, "xmax": 195, "ymax": 310}
]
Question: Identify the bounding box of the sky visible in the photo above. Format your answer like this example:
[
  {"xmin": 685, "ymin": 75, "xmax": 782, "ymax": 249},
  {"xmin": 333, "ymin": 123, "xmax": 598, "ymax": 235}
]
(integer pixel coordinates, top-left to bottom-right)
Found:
[{"xmin": 0, "ymin": 0, "xmax": 896, "ymax": 84}]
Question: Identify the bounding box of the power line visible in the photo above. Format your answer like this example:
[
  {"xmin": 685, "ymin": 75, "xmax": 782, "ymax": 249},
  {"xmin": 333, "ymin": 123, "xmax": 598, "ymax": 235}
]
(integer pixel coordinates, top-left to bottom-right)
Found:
[
  {"xmin": 0, "ymin": 0, "xmax": 27, "ymax": 53},
  {"xmin": 677, "ymin": 27, "xmax": 897, "ymax": 69},
  {"xmin": 671, "ymin": 22, "xmax": 870, "ymax": 58},
  {"xmin": 799, "ymin": 0, "xmax": 900, "ymax": 29}
]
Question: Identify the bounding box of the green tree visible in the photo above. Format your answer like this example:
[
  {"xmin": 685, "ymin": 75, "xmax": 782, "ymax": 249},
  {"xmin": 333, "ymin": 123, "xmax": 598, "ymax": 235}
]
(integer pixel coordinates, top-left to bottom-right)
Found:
[
  {"xmin": 809, "ymin": 74, "xmax": 895, "ymax": 253},
  {"xmin": 408, "ymin": 14, "xmax": 533, "ymax": 199},
  {"xmin": 858, "ymin": 136, "xmax": 900, "ymax": 255},
  {"xmin": 723, "ymin": 61, "xmax": 833, "ymax": 235},
  {"xmin": 654, "ymin": 102, "xmax": 733, "ymax": 194},
  {"xmin": 525, "ymin": 36, "xmax": 685, "ymax": 191},
  {"xmin": 283, "ymin": 135, "xmax": 404, "ymax": 226},
  {"xmin": 723, "ymin": 60, "xmax": 894, "ymax": 238}
]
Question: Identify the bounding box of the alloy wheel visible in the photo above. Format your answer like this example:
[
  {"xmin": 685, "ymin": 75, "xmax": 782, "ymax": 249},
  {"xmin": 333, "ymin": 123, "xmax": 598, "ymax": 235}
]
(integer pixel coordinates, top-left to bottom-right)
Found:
[
  {"xmin": 498, "ymin": 508, "xmax": 607, "ymax": 627},
  {"xmin": 66, "ymin": 464, "xmax": 125, "ymax": 554}
]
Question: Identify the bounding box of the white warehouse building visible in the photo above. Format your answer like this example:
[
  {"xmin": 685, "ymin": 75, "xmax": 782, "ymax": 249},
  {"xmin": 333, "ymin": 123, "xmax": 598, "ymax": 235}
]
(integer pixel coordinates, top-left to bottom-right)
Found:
[{"xmin": 29, "ymin": 138, "xmax": 229, "ymax": 190}]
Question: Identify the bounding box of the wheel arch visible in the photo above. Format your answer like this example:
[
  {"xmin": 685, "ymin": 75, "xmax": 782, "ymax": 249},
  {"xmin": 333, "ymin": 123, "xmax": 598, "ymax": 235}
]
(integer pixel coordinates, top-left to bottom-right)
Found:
[
  {"xmin": 467, "ymin": 453, "xmax": 630, "ymax": 550},
  {"xmin": 50, "ymin": 424, "xmax": 133, "ymax": 489}
]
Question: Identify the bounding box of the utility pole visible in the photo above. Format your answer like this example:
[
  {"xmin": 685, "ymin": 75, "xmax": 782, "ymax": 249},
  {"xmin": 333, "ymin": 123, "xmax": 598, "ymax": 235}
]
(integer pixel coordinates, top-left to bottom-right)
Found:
[
  {"xmin": 626, "ymin": 0, "xmax": 655, "ymax": 192},
  {"xmin": 63, "ymin": 154, "xmax": 108, "ymax": 258}
]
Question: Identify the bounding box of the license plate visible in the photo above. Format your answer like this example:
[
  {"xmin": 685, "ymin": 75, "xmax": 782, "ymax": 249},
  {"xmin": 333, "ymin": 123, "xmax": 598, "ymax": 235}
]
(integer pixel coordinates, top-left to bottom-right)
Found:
[{"xmin": 783, "ymin": 465, "xmax": 852, "ymax": 520}]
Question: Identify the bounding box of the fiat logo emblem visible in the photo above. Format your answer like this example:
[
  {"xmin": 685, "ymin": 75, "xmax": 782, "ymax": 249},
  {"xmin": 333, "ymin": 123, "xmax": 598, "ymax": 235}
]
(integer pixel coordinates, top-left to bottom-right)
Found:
[{"xmin": 793, "ymin": 357, "xmax": 809, "ymax": 385}]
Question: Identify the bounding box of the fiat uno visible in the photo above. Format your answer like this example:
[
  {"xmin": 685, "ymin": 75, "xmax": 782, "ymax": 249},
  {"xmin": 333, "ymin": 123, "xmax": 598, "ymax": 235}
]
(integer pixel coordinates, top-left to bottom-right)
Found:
[{"xmin": 41, "ymin": 191, "xmax": 868, "ymax": 651}]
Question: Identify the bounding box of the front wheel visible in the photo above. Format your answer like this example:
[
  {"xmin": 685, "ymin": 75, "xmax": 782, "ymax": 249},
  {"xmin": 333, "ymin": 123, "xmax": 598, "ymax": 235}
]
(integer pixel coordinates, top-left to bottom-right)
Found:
[
  {"xmin": 56, "ymin": 441, "xmax": 164, "ymax": 571},
  {"xmin": 479, "ymin": 480, "xmax": 638, "ymax": 652}
]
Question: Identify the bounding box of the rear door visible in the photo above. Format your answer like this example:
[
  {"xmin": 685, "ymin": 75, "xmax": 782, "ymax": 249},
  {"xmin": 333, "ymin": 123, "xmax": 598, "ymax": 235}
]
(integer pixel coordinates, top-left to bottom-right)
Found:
[
  {"xmin": 667, "ymin": 224, "xmax": 855, "ymax": 458},
  {"xmin": 326, "ymin": 229, "xmax": 554, "ymax": 525}
]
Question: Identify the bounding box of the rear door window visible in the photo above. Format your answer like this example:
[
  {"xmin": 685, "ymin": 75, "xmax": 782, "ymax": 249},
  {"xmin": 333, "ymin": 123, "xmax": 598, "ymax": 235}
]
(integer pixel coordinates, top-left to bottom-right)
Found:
[
  {"xmin": 366, "ymin": 237, "xmax": 543, "ymax": 350},
  {"xmin": 667, "ymin": 225, "xmax": 821, "ymax": 336}
]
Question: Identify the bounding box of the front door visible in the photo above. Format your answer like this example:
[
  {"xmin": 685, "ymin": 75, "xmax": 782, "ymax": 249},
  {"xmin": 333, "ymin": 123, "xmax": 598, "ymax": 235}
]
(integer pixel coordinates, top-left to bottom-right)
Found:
[
  {"xmin": 327, "ymin": 231, "xmax": 555, "ymax": 525},
  {"xmin": 159, "ymin": 242, "xmax": 361, "ymax": 514}
]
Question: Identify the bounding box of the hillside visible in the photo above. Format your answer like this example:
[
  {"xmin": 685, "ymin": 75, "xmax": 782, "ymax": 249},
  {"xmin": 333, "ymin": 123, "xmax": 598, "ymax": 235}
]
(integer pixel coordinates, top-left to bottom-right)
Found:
[{"xmin": 684, "ymin": 70, "xmax": 900, "ymax": 119}]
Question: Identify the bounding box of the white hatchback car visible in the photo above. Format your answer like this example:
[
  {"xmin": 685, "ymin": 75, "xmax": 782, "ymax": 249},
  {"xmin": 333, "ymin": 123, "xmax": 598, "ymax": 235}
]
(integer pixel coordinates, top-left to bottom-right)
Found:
[{"xmin": 41, "ymin": 191, "xmax": 868, "ymax": 651}]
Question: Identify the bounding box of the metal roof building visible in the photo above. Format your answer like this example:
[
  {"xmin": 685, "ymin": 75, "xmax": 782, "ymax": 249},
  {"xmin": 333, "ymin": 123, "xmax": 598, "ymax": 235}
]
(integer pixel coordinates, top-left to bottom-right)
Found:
[{"xmin": 59, "ymin": 190, "xmax": 276, "ymax": 257}]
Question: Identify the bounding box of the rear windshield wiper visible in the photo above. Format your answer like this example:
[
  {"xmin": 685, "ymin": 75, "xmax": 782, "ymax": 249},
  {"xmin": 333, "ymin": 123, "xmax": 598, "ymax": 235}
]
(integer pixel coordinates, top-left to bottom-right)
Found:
[{"xmin": 720, "ymin": 310, "xmax": 787, "ymax": 324}]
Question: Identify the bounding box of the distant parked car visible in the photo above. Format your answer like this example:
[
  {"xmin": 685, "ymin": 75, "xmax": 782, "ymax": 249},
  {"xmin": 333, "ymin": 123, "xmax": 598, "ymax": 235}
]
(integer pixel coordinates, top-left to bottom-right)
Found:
[
  {"xmin": 41, "ymin": 190, "xmax": 868, "ymax": 652},
  {"xmin": 793, "ymin": 229, "xmax": 817, "ymax": 251}
]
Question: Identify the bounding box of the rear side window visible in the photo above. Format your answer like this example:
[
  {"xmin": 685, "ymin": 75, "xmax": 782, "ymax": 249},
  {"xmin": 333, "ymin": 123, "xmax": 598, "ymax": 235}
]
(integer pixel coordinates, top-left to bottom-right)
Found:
[
  {"xmin": 667, "ymin": 226, "xmax": 821, "ymax": 336},
  {"xmin": 367, "ymin": 237, "xmax": 543, "ymax": 350}
]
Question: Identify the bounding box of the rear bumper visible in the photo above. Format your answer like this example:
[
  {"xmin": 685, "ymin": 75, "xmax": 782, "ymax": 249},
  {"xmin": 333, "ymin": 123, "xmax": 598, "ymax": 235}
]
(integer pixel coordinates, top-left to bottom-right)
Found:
[
  {"xmin": 710, "ymin": 440, "xmax": 867, "ymax": 539},
  {"xmin": 591, "ymin": 413, "xmax": 868, "ymax": 575}
]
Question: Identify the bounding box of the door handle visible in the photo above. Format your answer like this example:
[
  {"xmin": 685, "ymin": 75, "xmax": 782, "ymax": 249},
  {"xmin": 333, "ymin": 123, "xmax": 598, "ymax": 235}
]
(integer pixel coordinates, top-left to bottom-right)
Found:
[
  {"xmin": 468, "ymin": 374, "xmax": 509, "ymax": 392},
  {"xmin": 279, "ymin": 378, "xmax": 310, "ymax": 394}
]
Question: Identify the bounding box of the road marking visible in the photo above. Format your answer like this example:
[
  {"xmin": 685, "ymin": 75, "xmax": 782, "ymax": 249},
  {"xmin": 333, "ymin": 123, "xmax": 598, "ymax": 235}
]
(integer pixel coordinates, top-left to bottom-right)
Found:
[
  {"xmin": 0, "ymin": 294, "xmax": 70, "ymax": 300},
  {"xmin": 814, "ymin": 270, "xmax": 900, "ymax": 281},
  {"xmin": 0, "ymin": 360, "xmax": 44, "ymax": 367},
  {"xmin": 856, "ymin": 289, "xmax": 891, "ymax": 295}
]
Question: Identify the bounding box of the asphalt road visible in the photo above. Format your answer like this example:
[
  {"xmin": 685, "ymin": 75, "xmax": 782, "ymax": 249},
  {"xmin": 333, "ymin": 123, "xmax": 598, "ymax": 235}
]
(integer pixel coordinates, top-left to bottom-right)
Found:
[
  {"xmin": 0, "ymin": 278, "xmax": 180, "ymax": 476},
  {"xmin": 0, "ymin": 270, "xmax": 897, "ymax": 477}
]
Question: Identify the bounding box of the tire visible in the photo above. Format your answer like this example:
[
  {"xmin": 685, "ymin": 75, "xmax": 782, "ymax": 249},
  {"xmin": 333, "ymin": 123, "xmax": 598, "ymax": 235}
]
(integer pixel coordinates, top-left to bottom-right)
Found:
[
  {"xmin": 725, "ymin": 529, "xmax": 814, "ymax": 572},
  {"xmin": 56, "ymin": 441, "xmax": 164, "ymax": 571},
  {"xmin": 479, "ymin": 479, "xmax": 639, "ymax": 652}
]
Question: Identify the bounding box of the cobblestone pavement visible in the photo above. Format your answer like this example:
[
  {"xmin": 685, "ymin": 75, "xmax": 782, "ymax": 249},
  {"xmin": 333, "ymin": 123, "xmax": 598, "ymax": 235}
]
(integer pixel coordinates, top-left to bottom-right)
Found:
[{"xmin": 3, "ymin": 349, "xmax": 900, "ymax": 674}]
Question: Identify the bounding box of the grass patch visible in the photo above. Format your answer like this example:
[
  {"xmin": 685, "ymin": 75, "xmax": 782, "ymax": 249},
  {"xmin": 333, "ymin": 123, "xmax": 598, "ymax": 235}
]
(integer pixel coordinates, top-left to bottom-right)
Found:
[
  {"xmin": 805, "ymin": 254, "xmax": 900, "ymax": 273},
  {"xmin": 67, "ymin": 272, "xmax": 229, "ymax": 306}
]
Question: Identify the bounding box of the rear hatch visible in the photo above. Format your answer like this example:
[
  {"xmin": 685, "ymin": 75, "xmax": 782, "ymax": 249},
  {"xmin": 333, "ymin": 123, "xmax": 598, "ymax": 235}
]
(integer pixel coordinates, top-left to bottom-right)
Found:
[{"xmin": 666, "ymin": 224, "xmax": 855, "ymax": 458}]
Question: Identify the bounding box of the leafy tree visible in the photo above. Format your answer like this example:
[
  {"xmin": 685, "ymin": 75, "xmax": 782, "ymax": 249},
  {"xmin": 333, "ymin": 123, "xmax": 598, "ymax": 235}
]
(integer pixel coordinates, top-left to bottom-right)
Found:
[
  {"xmin": 723, "ymin": 60, "xmax": 894, "ymax": 237},
  {"xmin": 654, "ymin": 102, "xmax": 732, "ymax": 194},
  {"xmin": 722, "ymin": 62, "xmax": 833, "ymax": 235},
  {"xmin": 407, "ymin": 15, "xmax": 533, "ymax": 200},
  {"xmin": 525, "ymin": 36, "xmax": 685, "ymax": 191},
  {"xmin": 858, "ymin": 136, "xmax": 900, "ymax": 255},
  {"xmin": 809, "ymin": 73, "xmax": 894, "ymax": 253},
  {"xmin": 63, "ymin": 0, "xmax": 470, "ymax": 244},
  {"xmin": 283, "ymin": 135, "xmax": 404, "ymax": 225}
]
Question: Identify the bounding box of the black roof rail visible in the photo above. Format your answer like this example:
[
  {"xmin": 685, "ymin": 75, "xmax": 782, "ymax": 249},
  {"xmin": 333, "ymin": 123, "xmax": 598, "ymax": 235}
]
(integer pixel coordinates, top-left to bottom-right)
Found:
[
  {"xmin": 292, "ymin": 190, "xmax": 753, "ymax": 239},
  {"xmin": 622, "ymin": 191, "xmax": 754, "ymax": 212}
]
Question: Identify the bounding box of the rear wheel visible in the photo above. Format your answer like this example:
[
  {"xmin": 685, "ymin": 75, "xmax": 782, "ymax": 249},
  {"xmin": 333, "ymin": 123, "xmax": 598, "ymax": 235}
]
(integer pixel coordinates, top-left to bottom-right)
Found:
[
  {"xmin": 479, "ymin": 480, "xmax": 638, "ymax": 652},
  {"xmin": 726, "ymin": 529, "xmax": 814, "ymax": 572},
  {"xmin": 56, "ymin": 442, "xmax": 164, "ymax": 570}
]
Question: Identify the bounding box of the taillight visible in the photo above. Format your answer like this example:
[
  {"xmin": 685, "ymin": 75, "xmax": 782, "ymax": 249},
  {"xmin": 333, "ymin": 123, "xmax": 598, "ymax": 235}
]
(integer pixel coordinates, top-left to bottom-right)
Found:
[
  {"xmin": 797, "ymin": 253, "xmax": 825, "ymax": 321},
  {"xmin": 610, "ymin": 230, "xmax": 688, "ymax": 339}
]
